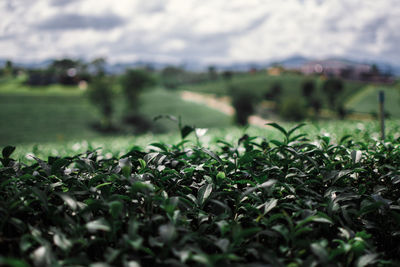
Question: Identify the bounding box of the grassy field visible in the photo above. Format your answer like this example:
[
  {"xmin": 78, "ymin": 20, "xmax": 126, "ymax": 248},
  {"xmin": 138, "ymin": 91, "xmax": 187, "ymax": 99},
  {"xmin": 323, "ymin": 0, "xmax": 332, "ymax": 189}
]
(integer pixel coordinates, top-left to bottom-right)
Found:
[
  {"xmin": 345, "ymin": 84, "xmax": 400, "ymax": 117},
  {"xmin": 0, "ymin": 80, "xmax": 232, "ymax": 146}
]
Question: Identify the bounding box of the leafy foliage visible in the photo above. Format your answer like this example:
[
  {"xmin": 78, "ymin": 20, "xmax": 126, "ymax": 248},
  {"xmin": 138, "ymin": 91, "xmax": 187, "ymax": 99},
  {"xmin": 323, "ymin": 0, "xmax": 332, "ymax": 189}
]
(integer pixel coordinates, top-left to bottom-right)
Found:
[{"xmin": 1, "ymin": 123, "xmax": 399, "ymax": 266}]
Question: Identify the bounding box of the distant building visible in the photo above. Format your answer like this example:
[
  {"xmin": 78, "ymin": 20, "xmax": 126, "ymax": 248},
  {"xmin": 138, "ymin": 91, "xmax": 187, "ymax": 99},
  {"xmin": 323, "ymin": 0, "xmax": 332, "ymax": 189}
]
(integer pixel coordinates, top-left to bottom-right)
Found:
[
  {"xmin": 300, "ymin": 59, "xmax": 393, "ymax": 83},
  {"xmin": 267, "ymin": 66, "xmax": 282, "ymax": 76}
]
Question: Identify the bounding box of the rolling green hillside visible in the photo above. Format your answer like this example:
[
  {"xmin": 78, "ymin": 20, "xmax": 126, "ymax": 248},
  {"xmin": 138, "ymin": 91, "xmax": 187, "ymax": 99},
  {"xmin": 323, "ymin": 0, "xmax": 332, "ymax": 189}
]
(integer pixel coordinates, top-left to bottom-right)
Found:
[
  {"xmin": 0, "ymin": 81, "xmax": 231, "ymax": 145},
  {"xmin": 345, "ymin": 85, "xmax": 400, "ymax": 117}
]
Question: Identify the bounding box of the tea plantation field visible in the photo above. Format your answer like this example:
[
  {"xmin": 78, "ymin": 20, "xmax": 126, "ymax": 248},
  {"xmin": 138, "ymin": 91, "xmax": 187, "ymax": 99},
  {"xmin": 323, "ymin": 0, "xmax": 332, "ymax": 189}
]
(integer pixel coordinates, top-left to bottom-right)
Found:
[
  {"xmin": 345, "ymin": 85, "xmax": 400, "ymax": 117},
  {"xmin": 1, "ymin": 76, "xmax": 400, "ymax": 266},
  {"xmin": 1, "ymin": 122, "xmax": 400, "ymax": 266},
  {"xmin": 181, "ymin": 73, "xmax": 366, "ymax": 104},
  {"xmin": 0, "ymin": 85, "xmax": 231, "ymax": 146}
]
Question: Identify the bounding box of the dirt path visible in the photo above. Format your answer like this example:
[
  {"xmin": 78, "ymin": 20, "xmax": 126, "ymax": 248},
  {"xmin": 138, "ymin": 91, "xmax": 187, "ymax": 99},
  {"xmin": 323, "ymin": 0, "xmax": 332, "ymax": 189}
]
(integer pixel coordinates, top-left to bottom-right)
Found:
[{"xmin": 180, "ymin": 90, "xmax": 271, "ymax": 127}]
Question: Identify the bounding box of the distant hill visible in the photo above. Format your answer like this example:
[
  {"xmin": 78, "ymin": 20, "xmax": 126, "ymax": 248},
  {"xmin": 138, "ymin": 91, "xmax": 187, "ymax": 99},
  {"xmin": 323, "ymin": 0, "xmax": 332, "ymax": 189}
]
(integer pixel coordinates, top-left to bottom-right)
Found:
[
  {"xmin": 1, "ymin": 56, "xmax": 399, "ymax": 76},
  {"xmin": 277, "ymin": 55, "xmax": 309, "ymax": 69}
]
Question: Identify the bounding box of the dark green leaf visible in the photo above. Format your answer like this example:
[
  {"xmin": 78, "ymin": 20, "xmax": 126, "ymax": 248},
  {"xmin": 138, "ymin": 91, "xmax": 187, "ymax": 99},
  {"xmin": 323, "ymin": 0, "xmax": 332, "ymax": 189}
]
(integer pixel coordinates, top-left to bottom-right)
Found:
[
  {"xmin": 266, "ymin": 123, "xmax": 287, "ymax": 136},
  {"xmin": 287, "ymin": 123, "xmax": 306, "ymax": 137},
  {"xmin": 181, "ymin": 125, "xmax": 195, "ymax": 139},
  {"xmin": 201, "ymin": 148, "xmax": 224, "ymax": 165},
  {"xmin": 2, "ymin": 146, "xmax": 16, "ymax": 159}
]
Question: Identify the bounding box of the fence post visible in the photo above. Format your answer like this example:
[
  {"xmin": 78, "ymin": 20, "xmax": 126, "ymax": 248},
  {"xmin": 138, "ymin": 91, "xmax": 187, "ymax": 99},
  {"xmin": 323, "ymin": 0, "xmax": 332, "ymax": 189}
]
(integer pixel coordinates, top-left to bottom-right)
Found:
[{"xmin": 379, "ymin": 91, "xmax": 385, "ymax": 140}]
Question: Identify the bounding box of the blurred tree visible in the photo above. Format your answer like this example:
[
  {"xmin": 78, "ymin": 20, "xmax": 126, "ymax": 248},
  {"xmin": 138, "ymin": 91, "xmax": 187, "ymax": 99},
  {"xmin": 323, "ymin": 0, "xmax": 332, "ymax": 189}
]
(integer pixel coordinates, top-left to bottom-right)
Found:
[
  {"xmin": 208, "ymin": 66, "xmax": 218, "ymax": 80},
  {"xmin": 231, "ymin": 87, "xmax": 256, "ymax": 126},
  {"xmin": 87, "ymin": 77, "xmax": 114, "ymax": 130},
  {"xmin": 302, "ymin": 80, "xmax": 315, "ymax": 99},
  {"xmin": 322, "ymin": 78, "xmax": 343, "ymax": 109},
  {"xmin": 91, "ymin": 57, "xmax": 107, "ymax": 77},
  {"xmin": 310, "ymin": 98, "xmax": 322, "ymax": 118},
  {"xmin": 49, "ymin": 58, "xmax": 82, "ymax": 85},
  {"xmin": 302, "ymin": 80, "xmax": 316, "ymax": 117},
  {"xmin": 121, "ymin": 69, "xmax": 155, "ymax": 113},
  {"xmin": 264, "ymin": 82, "xmax": 282, "ymax": 102},
  {"xmin": 222, "ymin": 71, "xmax": 233, "ymax": 82},
  {"xmin": 371, "ymin": 64, "xmax": 379, "ymax": 75},
  {"xmin": 26, "ymin": 69, "xmax": 55, "ymax": 86},
  {"xmin": 337, "ymin": 105, "xmax": 347, "ymax": 120},
  {"xmin": 161, "ymin": 66, "xmax": 184, "ymax": 89},
  {"xmin": 5, "ymin": 60, "xmax": 13, "ymax": 76}
]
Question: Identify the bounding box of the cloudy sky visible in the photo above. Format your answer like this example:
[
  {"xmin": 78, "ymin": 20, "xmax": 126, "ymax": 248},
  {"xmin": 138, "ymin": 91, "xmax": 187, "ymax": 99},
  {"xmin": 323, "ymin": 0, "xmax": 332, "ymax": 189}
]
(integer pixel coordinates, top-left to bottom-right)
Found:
[{"xmin": 0, "ymin": 0, "xmax": 399, "ymax": 65}]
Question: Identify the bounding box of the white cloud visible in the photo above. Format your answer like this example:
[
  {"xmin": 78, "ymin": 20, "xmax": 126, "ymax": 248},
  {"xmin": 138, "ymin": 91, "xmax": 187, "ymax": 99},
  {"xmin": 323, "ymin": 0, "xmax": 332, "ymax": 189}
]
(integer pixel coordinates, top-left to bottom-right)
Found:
[{"xmin": 0, "ymin": 0, "xmax": 399, "ymax": 65}]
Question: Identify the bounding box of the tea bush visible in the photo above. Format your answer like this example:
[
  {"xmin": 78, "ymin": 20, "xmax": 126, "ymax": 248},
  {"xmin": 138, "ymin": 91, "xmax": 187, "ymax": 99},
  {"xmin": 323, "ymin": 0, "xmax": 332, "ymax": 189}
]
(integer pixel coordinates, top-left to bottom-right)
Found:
[{"xmin": 0, "ymin": 123, "xmax": 399, "ymax": 266}]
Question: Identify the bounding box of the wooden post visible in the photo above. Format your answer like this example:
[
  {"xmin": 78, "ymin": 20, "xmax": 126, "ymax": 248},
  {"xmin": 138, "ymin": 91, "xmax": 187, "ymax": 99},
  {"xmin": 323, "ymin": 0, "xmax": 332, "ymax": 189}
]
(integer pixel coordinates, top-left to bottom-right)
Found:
[{"xmin": 379, "ymin": 91, "xmax": 385, "ymax": 140}]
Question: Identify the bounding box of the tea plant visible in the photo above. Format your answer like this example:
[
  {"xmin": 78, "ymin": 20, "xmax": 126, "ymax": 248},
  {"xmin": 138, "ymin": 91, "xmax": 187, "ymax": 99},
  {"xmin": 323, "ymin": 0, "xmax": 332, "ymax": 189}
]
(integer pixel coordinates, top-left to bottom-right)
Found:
[{"xmin": 0, "ymin": 123, "xmax": 399, "ymax": 266}]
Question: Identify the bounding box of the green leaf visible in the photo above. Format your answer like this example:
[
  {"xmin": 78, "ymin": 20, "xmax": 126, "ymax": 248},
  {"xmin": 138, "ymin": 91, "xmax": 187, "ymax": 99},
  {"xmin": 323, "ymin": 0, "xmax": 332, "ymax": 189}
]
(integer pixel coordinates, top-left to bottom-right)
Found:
[
  {"xmin": 50, "ymin": 158, "xmax": 70, "ymax": 175},
  {"xmin": 95, "ymin": 182, "xmax": 112, "ymax": 189},
  {"xmin": 263, "ymin": 198, "xmax": 278, "ymax": 215},
  {"xmin": 266, "ymin": 122, "xmax": 288, "ymax": 136},
  {"xmin": 31, "ymin": 187, "xmax": 48, "ymax": 211},
  {"xmin": 392, "ymin": 175, "xmax": 400, "ymax": 185},
  {"xmin": 131, "ymin": 181, "xmax": 154, "ymax": 193},
  {"xmin": 138, "ymin": 159, "xmax": 146, "ymax": 169},
  {"xmin": 242, "ymin": 180, "xmax": 277, "ymax": 196},
  {"xmin": 294, "ymin": 226, "xmax": 313, "ymax": 237},
  {"xmin": 216, "ymin": 220, "xmax": 230, "ymax": 236},
  {"xmin": 0, "ymin": 257, "xmax": 29, "ymax": 267},
  {"xmin": 201, "ymin": 148, "xmax": 224, "ymax": 165},
  {"xmin": 119, "ymin": 157, "xmax": 132, "ymax": 177},
  {"xmin": 149, "ymin": 142, "xmax": 169, "ymax": 152},
  {"xmin": 272, "ymin": 224, "xmax": 290, "ymax": 243},
  {"xmin": 355, "ymin": 253, "xmax": 378, "ymax": 267},
  {"xmin": 351, "ymin": 150, "xmax": 362, "ymax": 164},
  {"xmin": 296, "ymin": 215, "xmax": 333, "ymax": 229},
  {"xmin": 197, "ymin": 184, "xmax": 213, "ymax": 206},
  {"xmin": 109, "ymin": 201, "xmax": 123, "ymax": 219},
  {"xmin": 339, "ymin": 135, "xmax": 352, "ymax": 144},
  {"xmin": 20, "ymin": 235, "xmax": 34, "ymax": 252},
  {"xmin": 287, "ymin": 123, "xmax": 306, "ymax": 137},
  {"xmin": 289, "ymin": 133, "xmax": 308, "ymax": 142},
  {"xmin": 57, "ymin": 193, "xmax": 77, "ymax": 211},
  {"xmin": 159, "ymin": 224, "xmax": 177, "ymax": 243},
  {"xmin": 2, "ymin": 145, "xmax": 16, "ymax": 158},
  {"xmin": 53, "ymin": 232, "xmax": 72, "ymax": 251},
  {"xmin": 181, "ymin": 125, "xmax": 195, "ymax": 139},
  {"xmin": 270, "ymin": 139, "xmax": 284, "ymax": 147},
  {"xmin": 30, "ymin": 246, "xmax": 52, "ymax": 267},
  {"xmin": 310, "ymin": 241, "xmax": 328, "ymax": 263},
  {"xmin": 86, "ymin": 218, "xmax": 111, "ymax": 232}
]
